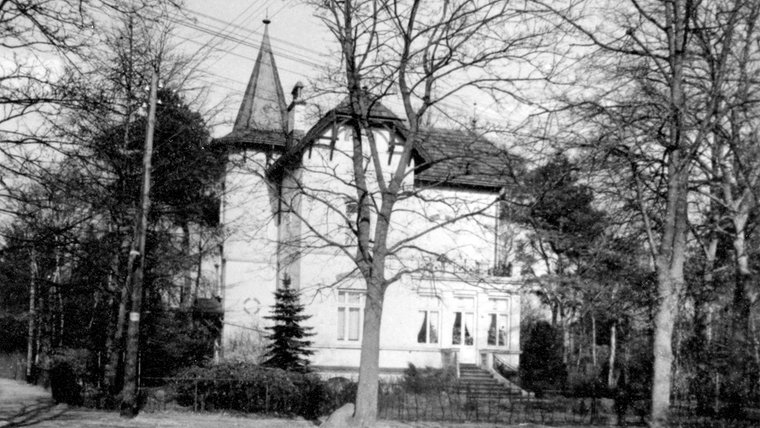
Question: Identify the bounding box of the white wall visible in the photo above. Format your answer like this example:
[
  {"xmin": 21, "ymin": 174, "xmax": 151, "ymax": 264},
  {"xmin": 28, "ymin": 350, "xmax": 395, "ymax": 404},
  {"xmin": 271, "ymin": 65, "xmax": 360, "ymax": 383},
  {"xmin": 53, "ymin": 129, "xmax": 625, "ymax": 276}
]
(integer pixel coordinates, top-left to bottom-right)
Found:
[
  {"xmin": 220, "ymin": 151, "xmax": 279, "ymax": 361},
  {"xmin": 221, "ymin": 123, "xmax": 529, "ymax": 370}
]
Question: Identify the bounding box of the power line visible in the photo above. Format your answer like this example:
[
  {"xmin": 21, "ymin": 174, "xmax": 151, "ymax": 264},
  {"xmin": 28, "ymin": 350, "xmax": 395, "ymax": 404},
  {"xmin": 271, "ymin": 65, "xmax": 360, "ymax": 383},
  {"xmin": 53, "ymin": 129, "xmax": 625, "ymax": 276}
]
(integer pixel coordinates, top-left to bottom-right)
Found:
[
  {"xmin": 184, "ymin": 6, "xmax": 327, "ymax": 60},
  {"xmin": 173, "ymin": 7, "xmax": 506, "ymax": 124},
  {"xmin": 188, "ymin": 0, "xmax": 264, "ymax": 55},
  {"xmin": 203, "ymin": 0, "xmax": 293, "ymax": 70},
  {"xmin": 177, "ymin": 7, "xmax": 327, "ymax": 67},
  {"xmin": 170, "ymin": 32, "xmax": 313, "ymax": 92},
  {"xmin": 169, "ymin": 14, "xmax": 326, "ymax": 70}
]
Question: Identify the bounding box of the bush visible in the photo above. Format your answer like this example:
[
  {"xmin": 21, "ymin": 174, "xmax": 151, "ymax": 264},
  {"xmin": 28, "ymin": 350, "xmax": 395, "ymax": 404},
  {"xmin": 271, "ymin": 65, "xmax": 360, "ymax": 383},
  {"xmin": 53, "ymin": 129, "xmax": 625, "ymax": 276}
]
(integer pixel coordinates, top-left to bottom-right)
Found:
[
  {"xmin": 140, "ymin": 309, "xmax": 219, "ymax": 384},
  {"xmin": 323, "ymin": 377, "xmax": 357, "ymax": 413},
  {"xmin": 172, "ymin": 362, "xmax": 327, "ymax": 419},
  {"xmin": 520, "ymin": 320, "xmax": 566, "ymax": 392},
  {"xmin": 49, "ymin": 348, "xmax": 92, "ymax": 406},
  {"xmin": 403, "ymin": 364, "xmax": 456, "ymax": 394}
]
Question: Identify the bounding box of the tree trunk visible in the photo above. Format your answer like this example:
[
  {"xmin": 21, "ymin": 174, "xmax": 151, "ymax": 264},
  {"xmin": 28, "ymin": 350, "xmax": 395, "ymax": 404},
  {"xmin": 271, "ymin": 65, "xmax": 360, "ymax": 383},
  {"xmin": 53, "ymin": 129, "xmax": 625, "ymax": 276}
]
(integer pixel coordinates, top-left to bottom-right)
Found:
[
  {"xmin": 694, "ymin": 233, "xmax": 717, "ymax": 415},
  {"xmin": 352, "ymin": 278, "xmax": 384, "ymax": 426},
  {"xmin": 53, "ymin": 249, "xmax": 63, "ymax": 347},
  {"xmin": 180, "ymin": 220, "xmax": 193, "ymax": 310},
  {"xmin": 651, "ymin": 271, "xmax": 681, "ymax": 427},
  {"xmin": 729, "ymin": 212, "xmax": 753, "ymax": 410},
  {"xmin": 561, "ymin": 306, "xmax": 571, "ymax": 365},
  {"xmin": 103, "ymin": 233, "xmax": 130, "ymax": 393},
  {"xmin": 650, "ymin": 165, "xmax": 689, "ymax": 427},
  {"xmin": 104, "ymin": 275, "xmax": 129, "ymax": 393},
  {"xmin": 26, "ymin": 248, "xmax": 38, "ymax": 382},
  {"xmin": 194, "ymin": 235, "xmax": 203, "ymax": 305},
  {"xmin": 650, "ymin": 136, "xmax": 688, "ymax": 428},
  {"xmin": 107, "ymin": 15, "xmax": 135, "ymax": 393},
  {"xmin": 591, "ymin": 312, "xmax": 597, "ymax": 368},
  {"xmin": 650, "ymin": 1, "xmax": 688, "ymax": 426},
  {"xmin": 732, "ymin": 213, "xmax": 751, "ymax": 339},
  {"xmin": 608, "ymin": 321, "xmax": 616, "ymax": 389}
]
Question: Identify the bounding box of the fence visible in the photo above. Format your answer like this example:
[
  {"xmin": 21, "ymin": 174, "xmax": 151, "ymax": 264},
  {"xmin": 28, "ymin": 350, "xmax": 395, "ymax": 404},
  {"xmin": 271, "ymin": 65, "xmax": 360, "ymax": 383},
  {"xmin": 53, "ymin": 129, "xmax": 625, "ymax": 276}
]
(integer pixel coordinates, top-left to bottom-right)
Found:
[
  {"xmin": 377, "ymin": 382, "xmax": 624, "ymax": 425},
  {"xmin": 376, "ymin": 383, "xmax": 760, "ymax": 427},
  {"xmin": 92, "ymin": 375, "xmax": 760, "ymax": 427}
]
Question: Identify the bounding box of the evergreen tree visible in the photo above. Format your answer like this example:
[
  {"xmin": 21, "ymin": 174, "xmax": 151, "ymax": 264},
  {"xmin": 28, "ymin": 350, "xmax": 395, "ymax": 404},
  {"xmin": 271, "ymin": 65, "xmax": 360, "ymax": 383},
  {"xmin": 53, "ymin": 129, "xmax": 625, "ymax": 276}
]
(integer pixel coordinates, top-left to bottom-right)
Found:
[{"xmin": 261, "ymin": 278, "xmax": 314, "ymax": 372}]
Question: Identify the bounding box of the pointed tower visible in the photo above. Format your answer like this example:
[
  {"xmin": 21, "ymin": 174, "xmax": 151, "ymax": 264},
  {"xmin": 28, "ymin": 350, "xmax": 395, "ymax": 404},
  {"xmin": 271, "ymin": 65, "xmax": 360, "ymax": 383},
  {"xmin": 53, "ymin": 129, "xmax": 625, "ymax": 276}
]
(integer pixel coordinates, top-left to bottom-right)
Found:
[
  {"xmin": 216, "ymin": 20, "xmax": 293, "ymax": 362},
  {"xmin": 218, "ymin": 19, "xmax": 289, "ymax": 147},
  {"xmin": 233, "ymin": 19, "xmax": 288, "ymax": 133}
]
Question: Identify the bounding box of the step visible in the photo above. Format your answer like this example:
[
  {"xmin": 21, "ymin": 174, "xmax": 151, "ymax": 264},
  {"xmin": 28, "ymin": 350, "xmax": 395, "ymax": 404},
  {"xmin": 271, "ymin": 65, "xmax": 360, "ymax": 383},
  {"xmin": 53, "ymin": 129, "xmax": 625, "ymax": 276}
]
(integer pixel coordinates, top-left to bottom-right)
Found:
[{"xmin": 455, "ymin": 365, "xmax": 525, "ymax": 397}]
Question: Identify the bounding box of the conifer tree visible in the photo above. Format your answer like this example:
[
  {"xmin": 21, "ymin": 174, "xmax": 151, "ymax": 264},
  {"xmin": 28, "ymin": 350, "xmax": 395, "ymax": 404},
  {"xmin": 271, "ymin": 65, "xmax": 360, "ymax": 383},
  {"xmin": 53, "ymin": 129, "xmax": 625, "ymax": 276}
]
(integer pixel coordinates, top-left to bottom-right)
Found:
[{"xmin": 261, "ymin": 277, "xmax": 314, "ymax": 372}]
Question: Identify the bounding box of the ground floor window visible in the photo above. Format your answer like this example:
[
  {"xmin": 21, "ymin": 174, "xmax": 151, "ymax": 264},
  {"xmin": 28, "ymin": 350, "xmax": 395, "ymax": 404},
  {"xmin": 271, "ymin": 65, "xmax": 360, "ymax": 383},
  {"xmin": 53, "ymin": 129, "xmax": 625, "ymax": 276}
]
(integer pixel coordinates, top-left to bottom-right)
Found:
[
  {"xmin": 487, "ymin": 298, "xmax": 509, "ymax": 347},
  {"xmin": 417, "ymin": 310, "xmax": 439, "ymax": 344},
  {"xmin": 337, "ymin": 291, "xmax": 363, "ymax": 341},
  {"xmin": 452, "ymin": 311, "xmax": 474, "ymax": 345}
]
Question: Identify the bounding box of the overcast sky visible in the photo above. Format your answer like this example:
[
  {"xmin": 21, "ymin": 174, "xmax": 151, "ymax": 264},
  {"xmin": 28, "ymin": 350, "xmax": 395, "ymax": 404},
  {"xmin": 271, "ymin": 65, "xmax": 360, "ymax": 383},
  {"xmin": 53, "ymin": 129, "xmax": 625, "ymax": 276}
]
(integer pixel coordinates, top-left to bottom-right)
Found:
[{"xmin": 178, "ymin": 0, "xmax": 333, "ymax": 136}]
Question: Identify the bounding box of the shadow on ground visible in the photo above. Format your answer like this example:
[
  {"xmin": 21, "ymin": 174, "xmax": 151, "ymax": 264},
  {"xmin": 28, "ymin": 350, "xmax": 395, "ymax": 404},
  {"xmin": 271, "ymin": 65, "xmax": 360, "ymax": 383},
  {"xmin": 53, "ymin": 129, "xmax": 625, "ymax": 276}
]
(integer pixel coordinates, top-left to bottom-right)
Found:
[{"xmin": 0, "ymin": 398, "xmax": 68, "ymax": 427}]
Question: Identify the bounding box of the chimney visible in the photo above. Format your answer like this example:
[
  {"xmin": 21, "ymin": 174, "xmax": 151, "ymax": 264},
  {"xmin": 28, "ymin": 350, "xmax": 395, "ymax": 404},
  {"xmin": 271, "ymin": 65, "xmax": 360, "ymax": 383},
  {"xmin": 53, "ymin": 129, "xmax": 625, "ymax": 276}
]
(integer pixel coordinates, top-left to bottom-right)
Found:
[
  {"xmin": 288, "ymin": 81, "xmax": 306, "ymax": 133},
  {"xmin": 469, "ymin": 102, "xmax": 478, "ymax": 131}
]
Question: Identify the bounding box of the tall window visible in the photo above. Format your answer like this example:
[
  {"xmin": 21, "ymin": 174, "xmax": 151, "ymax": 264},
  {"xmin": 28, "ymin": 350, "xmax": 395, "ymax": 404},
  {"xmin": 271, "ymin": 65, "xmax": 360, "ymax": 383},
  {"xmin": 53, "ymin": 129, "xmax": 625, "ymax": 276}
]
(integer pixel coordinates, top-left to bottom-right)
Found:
[
  {"xmin": 452, "ymin": 296, "xmax": 475, "ymax": 346},
  {"xmin": 417, "ymin": 310, "xmax": 439, "ymax": 344},
  {"xmin": 487, "ymin": 298, "xmax": 510, "ymax": 347},
  {"xmin": 337, "ymin": 291, "xmax": 363, "ymax": 341}
]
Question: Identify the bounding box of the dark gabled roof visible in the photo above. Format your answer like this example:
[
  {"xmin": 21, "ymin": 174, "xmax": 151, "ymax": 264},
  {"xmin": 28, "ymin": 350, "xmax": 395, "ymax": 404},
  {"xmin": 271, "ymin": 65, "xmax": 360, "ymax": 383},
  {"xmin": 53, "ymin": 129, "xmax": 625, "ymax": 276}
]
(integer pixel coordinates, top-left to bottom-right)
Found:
[
  {"xmin": 414, "ymin": 128, "xmax": 516, "ymax": 191},
  {"xmin": 266, "ymin": 100, "xmax": 404, "ymax": 181},
  {"xmin": 265, "ymin": 99, "xmax": 516, "ymax": 191},
  {"xmin": 214, "ymin": 128, "xmax": 289, "ymax": 150},
  {"xmin": 332, "ymin": 97, "xmax": 403, "ymax": 122}
]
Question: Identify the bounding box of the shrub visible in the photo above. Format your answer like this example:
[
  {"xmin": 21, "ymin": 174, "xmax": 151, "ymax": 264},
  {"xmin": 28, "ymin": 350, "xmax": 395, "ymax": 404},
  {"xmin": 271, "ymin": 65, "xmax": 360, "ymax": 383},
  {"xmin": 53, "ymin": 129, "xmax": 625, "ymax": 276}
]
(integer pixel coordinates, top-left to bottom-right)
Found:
[
  {"xmin": 140, "ymin": 309, "xmax": 219, "ymax": 384},
  {"xmin": 403, "ymin": 364, "xmax": 456, "ymax": 394},
  {"xmin": 323, "ymin": 377, "xmax": 357, "ymax": 413},
  {"xmin": 49, "ymin": 348, "xmax": 92, "ymax": 406},
  {"xmin": 172, "ymin": 362, "xmax": 326, "ymax": 419},
  {"xmin": 520, "ymin": 320, "xmax": 566, "ymax": 392}
]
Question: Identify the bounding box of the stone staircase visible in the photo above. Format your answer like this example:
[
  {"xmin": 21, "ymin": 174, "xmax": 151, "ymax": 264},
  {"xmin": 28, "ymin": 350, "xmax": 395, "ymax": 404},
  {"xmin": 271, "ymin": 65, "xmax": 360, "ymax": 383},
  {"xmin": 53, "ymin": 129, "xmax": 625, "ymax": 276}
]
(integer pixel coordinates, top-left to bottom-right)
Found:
[{"xmin": 457, "ymin": 364, "xmax": 525, "ymax": 398}]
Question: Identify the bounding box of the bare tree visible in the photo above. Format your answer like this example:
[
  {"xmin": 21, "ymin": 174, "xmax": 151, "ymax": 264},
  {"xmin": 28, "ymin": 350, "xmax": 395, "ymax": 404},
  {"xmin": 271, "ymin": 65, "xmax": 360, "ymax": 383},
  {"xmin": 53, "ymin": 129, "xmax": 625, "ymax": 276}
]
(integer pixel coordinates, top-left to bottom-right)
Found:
[
  {"xmin": 276, "ymin": 1, "xmax": 558, "ymax": 424},
  {"xmin": 689, "ymin": 0, "xmax": 760, "ymax": 410},
  {"xmin": 535, "ymin": 0, "xmax": 755, "ymax": 424}
]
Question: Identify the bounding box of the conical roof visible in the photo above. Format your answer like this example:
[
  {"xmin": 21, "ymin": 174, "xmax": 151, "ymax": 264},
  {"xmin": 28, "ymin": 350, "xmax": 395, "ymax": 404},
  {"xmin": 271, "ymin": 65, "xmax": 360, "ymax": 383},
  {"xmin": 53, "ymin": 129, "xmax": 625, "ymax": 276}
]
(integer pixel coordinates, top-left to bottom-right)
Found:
[{"xmin": 232, "ymin": 20, "xmax": 288, "ymax": 133}]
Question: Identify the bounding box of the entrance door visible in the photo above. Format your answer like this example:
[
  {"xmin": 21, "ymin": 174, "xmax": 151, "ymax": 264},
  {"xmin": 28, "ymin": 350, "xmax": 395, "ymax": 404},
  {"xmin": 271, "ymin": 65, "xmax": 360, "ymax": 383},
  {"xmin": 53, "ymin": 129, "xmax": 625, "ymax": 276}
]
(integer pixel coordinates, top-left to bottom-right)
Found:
[{"xmin": 451, "ymin": 296, "xmax": 476, "ymax": 364}]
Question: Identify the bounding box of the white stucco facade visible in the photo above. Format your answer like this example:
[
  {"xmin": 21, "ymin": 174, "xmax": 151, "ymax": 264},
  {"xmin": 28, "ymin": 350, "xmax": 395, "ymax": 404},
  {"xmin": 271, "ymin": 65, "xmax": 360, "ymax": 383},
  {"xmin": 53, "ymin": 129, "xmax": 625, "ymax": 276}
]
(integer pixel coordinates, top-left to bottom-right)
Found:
[
  {"xmin": 216, "ymin": 23, "xmax": 528, "ymax": 376},
  {"xmin": 219, "ymin": 119, "xmax": 526, "ymax": 375}
]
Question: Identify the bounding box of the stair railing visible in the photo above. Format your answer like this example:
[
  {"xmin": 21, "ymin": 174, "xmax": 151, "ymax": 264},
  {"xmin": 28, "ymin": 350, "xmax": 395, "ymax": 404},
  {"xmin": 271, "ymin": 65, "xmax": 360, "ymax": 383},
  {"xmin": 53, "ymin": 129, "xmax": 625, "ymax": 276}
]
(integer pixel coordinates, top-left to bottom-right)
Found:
[{"xmin": 493, "ymin": 353, "xmax": 518, "ymax": 376}]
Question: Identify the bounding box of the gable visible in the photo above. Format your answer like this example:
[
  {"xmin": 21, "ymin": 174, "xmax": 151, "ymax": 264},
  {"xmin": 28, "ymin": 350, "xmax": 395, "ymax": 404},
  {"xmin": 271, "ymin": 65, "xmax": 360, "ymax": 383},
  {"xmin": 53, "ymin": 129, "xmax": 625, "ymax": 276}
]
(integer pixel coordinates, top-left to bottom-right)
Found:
[{"xmin": 266, "ymin": 101, "xmax": 518, "ymax": 192}]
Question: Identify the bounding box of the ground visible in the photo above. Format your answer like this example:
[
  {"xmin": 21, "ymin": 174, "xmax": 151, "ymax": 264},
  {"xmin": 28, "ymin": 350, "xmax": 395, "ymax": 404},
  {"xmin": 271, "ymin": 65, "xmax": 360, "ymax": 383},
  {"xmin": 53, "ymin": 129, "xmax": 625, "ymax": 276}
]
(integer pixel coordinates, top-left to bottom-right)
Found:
[{"xmin": 0, "ymin": 378, "xmax": 593, "ymax": 427}]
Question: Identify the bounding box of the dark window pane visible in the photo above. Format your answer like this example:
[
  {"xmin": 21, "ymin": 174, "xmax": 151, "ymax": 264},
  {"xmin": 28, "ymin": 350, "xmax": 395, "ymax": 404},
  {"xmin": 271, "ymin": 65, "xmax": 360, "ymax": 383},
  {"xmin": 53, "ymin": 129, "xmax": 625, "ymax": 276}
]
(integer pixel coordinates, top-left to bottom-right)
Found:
[{"xmin": 417, "ymin": 311, "xmax": 427, "ymax": 343}]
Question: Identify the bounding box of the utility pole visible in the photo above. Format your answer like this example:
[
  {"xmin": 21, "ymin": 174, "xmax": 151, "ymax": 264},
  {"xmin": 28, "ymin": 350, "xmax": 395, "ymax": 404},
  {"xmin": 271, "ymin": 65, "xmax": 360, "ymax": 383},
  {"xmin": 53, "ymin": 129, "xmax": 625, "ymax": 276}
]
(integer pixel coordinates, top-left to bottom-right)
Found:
[{"xmin": 120, "ymin": 63, "xmax": 158, "ymax": 418}]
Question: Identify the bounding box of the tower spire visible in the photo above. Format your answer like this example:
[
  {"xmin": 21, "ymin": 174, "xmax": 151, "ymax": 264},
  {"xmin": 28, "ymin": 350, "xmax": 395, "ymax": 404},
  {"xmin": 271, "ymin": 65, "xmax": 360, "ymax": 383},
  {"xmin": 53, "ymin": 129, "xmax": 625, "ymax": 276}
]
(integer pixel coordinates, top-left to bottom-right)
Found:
[{"xmin": 233, "ymin": 19, "xmax": 287, "ymax": 132}]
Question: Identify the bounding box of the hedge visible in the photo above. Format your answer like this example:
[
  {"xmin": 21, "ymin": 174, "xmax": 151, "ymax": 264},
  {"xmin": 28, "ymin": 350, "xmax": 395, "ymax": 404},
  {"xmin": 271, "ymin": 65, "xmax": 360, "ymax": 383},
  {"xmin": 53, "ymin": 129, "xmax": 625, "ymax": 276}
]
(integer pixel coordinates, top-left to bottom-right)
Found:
[{"xmin": 172, "ymin": 362, "xmax": 355, "ymax": 419}]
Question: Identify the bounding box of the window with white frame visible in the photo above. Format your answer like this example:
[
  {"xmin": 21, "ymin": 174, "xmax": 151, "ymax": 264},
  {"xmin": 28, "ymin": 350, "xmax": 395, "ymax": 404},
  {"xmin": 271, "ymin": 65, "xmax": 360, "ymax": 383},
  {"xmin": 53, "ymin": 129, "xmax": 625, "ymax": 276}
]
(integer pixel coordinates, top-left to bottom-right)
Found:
[
  {"xmin": 487, "ymin": 297, "xmax": 510, "ymax": 347},
  {"xmin": 452, "ymin": 296, "xmax": 475, "ymax": 346},
  {"xmin": 337, "ymin": 291, "xmax": 363, "ymax": 341},
  {"xmin": 416, "ymin": 310, "xmax": 439, "ymax": 344}
]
